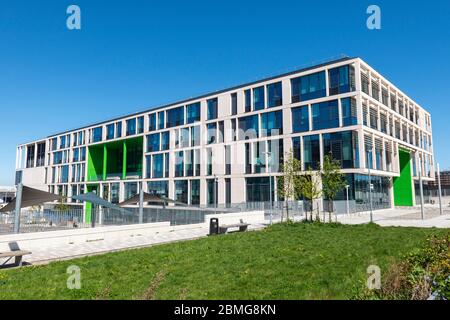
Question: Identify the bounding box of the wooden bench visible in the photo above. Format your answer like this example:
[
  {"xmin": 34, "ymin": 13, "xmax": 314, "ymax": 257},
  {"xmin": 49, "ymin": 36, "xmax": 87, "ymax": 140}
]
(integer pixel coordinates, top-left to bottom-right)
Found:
[
  {"xmin": 219, "ymin": 222, "xmax": 250, "ymax": 234},
  {"xmin": 0, "ymin": 250, "xmax": 32, "ymax": 267}
]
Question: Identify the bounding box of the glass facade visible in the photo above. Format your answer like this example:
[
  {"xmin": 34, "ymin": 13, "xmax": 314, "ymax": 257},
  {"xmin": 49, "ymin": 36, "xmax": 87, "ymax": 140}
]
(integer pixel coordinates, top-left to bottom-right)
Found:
[
  {"xmin": 190, "ymin": 179, "xmax": 200, "ymax": 205},
  {"xmin": 246, "ymin": 177, "xmax": 273, "ymax": 202},
  {"xmin": 341, "ymin": 97, "xmax": 358, "ymax": 126},
  {"xmin": 267, "ymin": 82, "xmax": 282, "ymax": 108},
  {"xmin": 207, "ymin": 98, "xmax": 218, "ymax": 120},
  {"xmin": 166, "ymin": 106, "xmax": 185, "ymax": 128},
  {"xmin": 187, "ymin": 102, "xmax": 201, "ymax": 124},
  {"xmin": 92, "ymin": 127, "xmax": 102, "ymax": 143},
  {"xmin": 239, "ymin": 115, "xmax": 259, "ymax": 140},
  {"xmin": 328, "ymin": 65, "xmax": 355, "ymax": 95},
  {"xmin": 152, "ymin": 154, "xmax": 164, "ymax": 178},
  {"xmin": 253, "ymin": 86, "xmax": 265, "ymax": 110},
  {"xmin": 261, "ymin": 110, "xmax": 283, "ymax": 137},
  {"xmin": 147, "ymin": 133, "xmax": 160, "ymax": 152},
  {"xmin": 312, "ymin": 100, "xmax": 339, "ymax": 130},
  {"xmin": 291, "ymin": 105, "xmax": 309, "ymax": 133},
  {"xmin": 303, "ymin": 134, "xmax": 320, "ymax": 170},
  {"xmin": 149, "ymin": 113, "xmax": 157, "ymax": 131},
  {"xmin": 322, "ymin": 131, "xmax": 359, "ymax": 169},
  {"xmin": 148, "ymin": 180, "xmax": 168, "ymax": 197},
  {"xmin": 126, "ymin": 119, "xmax": 136, "ymax": 136},
  {"xmin": 291, "ymin": 71, "xmax": 326, "ymax": 103},
  {"xmin": 175, "ymin": 180, "xmax": 188, "ymax": 204}
]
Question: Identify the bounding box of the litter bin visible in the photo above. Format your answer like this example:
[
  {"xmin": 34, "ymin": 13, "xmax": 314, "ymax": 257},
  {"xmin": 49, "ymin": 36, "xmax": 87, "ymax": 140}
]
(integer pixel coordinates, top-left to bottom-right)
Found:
[{"xmin": 209, "ymin": 218, "xmax": 219, "ymax": 235}]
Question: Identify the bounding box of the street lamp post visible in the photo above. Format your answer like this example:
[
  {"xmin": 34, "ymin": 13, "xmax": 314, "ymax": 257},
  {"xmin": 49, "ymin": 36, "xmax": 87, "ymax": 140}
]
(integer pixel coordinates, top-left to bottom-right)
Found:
[
  {"xmin": 263, "ymin": 151, "xmax": 273, "ymax": 225},
  {"xmin": 345, "ymin": 185, "xmax": 350, "ymax": 215},
  {"xmin": 367, "ymin": 150, "xmax": 374, "ymax": 223},
  {"xmin": 419, "ymin": 158, "xmax": 425, "ymax": 220},
  {"xmin": 437, "ymin": 163, "xmax": 443, "ymax": 215}
]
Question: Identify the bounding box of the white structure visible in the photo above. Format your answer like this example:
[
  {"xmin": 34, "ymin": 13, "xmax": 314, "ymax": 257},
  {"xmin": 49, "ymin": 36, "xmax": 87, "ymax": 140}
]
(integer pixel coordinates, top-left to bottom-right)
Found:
[
  {"xmin": 0, "ymin": 186, "xmax": 15, "ymax": 205},
  {"xmin": 15, "ymin": 57, "xmax": 434, "ymax": 217}
]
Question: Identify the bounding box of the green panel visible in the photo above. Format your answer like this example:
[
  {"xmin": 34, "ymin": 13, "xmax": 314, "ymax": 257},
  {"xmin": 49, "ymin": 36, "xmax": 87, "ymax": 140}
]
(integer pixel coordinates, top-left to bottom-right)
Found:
[
  {"xmin": 102, "ymin": 144, "xmax": 108, "ymax": 181},
  {"xmin": 122, "ymin": 140, "xmax": 127, "ymax": 180},
  {"xmin": 393, "ymin": 148, "xmax": 413, "ymax": 206},
  {"xmin": 87, "ymin": 146, "xmax": 104, "ymax": 181},
  {"xmin": 84, "ymin": 185, "xmax": 99, "ymax": 223}
]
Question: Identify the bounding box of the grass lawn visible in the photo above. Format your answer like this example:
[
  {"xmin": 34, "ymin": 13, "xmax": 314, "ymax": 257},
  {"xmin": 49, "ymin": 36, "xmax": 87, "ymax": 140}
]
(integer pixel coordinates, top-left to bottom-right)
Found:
[{"xmin": 0, "ymin": 222, "xmax": 447, "ymax": 300}]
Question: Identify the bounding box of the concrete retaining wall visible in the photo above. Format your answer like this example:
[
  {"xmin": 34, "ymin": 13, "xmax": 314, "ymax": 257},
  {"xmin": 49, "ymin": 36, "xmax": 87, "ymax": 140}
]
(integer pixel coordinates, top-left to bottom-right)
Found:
[
  {"xmin": 204, "ymin": 210, "xmax": 265, "ymax": 225},
  {"xmin": 0, "ymin": 222, "xmax": 171, "ymax": 252}
]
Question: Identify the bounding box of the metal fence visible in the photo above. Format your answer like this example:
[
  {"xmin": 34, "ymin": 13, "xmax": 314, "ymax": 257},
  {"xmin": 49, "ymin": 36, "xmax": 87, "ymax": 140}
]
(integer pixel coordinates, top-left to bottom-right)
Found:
[{"xmin": 0, "ymin": 206, "xmax": 217, "ymax": 235}]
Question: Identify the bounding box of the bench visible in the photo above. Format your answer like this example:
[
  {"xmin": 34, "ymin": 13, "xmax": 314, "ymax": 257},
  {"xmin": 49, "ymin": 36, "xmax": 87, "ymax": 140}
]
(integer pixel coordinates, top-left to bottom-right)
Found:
[
  {"xmin": 0, "ymin": 242, "xmax": 31, "ymax": 267},
  {"xmin": 219, "ymin": 221, "xmax": 250, "ymax": 234}
]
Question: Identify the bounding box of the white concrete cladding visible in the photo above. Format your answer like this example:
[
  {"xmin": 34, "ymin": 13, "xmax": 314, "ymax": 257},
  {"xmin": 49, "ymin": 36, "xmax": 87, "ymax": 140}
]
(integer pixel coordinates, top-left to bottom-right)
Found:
[{"xmin": 15, "ymin": 57, "xmax": 435, "ymax": 207}]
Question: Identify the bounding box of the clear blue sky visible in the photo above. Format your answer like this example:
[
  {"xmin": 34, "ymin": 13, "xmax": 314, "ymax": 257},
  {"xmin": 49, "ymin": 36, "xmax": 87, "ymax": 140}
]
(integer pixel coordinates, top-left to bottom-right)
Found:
[{"xmin": 1, "ymin": 0, "xmax": 449, "ymax": 185}]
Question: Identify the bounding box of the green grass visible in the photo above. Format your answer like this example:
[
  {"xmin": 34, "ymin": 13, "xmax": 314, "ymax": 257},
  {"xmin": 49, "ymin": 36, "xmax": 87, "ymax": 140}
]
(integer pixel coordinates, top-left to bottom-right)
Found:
[{"xmin": 0, "ymin": 222, "xmax": 447, "ymax": 300}]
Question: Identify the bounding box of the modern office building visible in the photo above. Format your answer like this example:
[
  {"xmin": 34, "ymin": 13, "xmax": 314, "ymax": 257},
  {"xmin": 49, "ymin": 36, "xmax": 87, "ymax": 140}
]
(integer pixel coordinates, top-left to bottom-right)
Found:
[
  {"xmin": 0, "ymin": 186, "xmax": 15, "ymax": 206},
  {"xmin": 15, "ymin": 57, "xmax": 435, "ymax": 218}
]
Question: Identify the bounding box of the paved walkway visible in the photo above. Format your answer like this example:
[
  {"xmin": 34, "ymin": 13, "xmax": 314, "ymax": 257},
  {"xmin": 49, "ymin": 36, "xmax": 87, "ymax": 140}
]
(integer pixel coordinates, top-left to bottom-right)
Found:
[{"xmin": 26, "ymin": 223, "xmax": 266, "ymax": 265}]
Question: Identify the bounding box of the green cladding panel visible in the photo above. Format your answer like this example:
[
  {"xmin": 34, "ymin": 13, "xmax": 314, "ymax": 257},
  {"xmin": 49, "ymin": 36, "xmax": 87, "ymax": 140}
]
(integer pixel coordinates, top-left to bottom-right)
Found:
[{"xmin": 393, "ymin": 148, "xmax": 414, "ymax": 206}]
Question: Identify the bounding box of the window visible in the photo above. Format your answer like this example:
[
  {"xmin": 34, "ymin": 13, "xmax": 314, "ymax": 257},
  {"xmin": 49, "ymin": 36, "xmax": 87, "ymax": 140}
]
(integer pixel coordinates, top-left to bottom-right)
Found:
[
  {"xmin": 175, "ymin": 151, "xmax": 184, "ymax": 177},
  {"xmin": 175, "ymin": 180, "xmax": 188, "ymax": 204},
  {"xmin": 303, "ymin": 135, "xmax": 320, "ymax": 170},
  {"xmin": 291, "ymin": 71, "xmax": 326, "ymax": 103},
  {"xmin": 51, "ymin": 138, "xmax": 57, "ymax": 151},
  {"xmin": 246, "ymin": 177, "xmax": 273, "ymax": 202},
  {"xmin": 261, "ymin": 110, "xmax": 283, "ymax": 136},
  {"xmin": 92, "ymin": 127, "xmax": 103, "ymax": 142},
  {"xmin": 245, "ymin": 143, "xmax": 251, "ymax": 174},
  {"xmin": 116, "ymin": 122, "xmax": 122, "ymax": 138},
  {"xmin": 380, "ymin": 113, "xmax": 387, "ymax": 134},
  {"xmin": 225, "ymin": 178, "xmax": 231, "ymax": 205},
  {"xmin": 73, "ymin": 148, "xmax": 79, "ymax": 162},
  {"xmin": 36, "ymin": 143, "xmax": 46, "ymax": 167},
  {"xmin": 253, "ymin": 86, "xmax": 265, "ymax": 110},
  {"xmin": 126, "ymin": 119, "xmax": 136, "ymax": 136},
  {"xmin": 207, "ymin": 179, "xmax": 217, "ymax": 205},
  {"xmin": 180, "ymin": 128, "xmax": 190, "ymax": 148},
  {"xmin": 369, "ymin": 108, "xmax": 378, "ymax": 130},
  {"xmin": 190, "ymin": 180, "xmax": 200, "ymax": 205},
  {"xmin": 371, "ymin": 81, "xmax": 380, "ymax": 101},
  {"xmin": 253, "ymin": 141, "xmax": 266, "ymax": 173},
  {"xmin": 323, "ymin": 131, "xmax": 359, "ymax": 169},
  {"xmin": 207, "ymin": 123, "xmax": 217, "ymax": 144},
  {"xmin": 218, "ymin": 121, "xmax": 224, "ymax": 143},
  {"xmin": 148, "ymin": 181, "xmax": 168, "ymax": 198},
  {"xmin": 364, "ymin": 135, "xmax": 373, "ymax": 169},
  {"xmin": 186, "ymin": 149, "xmax": 194, "ymax": 176},
  {"xmin": 207, "ymin": 98, "xmax": 218, "ymax": 120},
  {"xmin": 341, "ymin": 97, "xmax": 357, "ymax": 126},
  {"xmin": 231, "ymin": 119, "xmax": 237, "ymax": 141},
  {"xmin": 149, "ymin": 113, "xmax": 157, "ymax": 131},
  {"xmin": 166, "ymin": 106, "xmax": 185, "ymax": 128},
  {"xmin": 152, "ymin": 154, "xmax": 164, "ymax": 178},
  {"xmin": 238, "ymin": 115, "xmax": 259, "ymax": 140},
  {"xmin": 191, "ymin": 126, "xmax": 200, "ymax": 147},
  {"xmin": 267, "ymin": 82, "xmax": 282, "ymax": 107},
  {"xmin": 292, "ymin": 137, "xmax": 301, "ymax": 161},
  {"xmin": 60, "ymin": 136, "xmax": 66, "ymax": 149},
  {"xmin": 187, "ymin": 102, "xmax": 201, "ymax": 124},
  {"xmin": 361, "ymin": 73, "xmax": 370, "ymax": 95},
  {"xmin": 311, "ymin": 100, "xmax": 339, "ymax": 130},
  {"xmin": 125, "ymin": 182, "xmax": 138, "ymax": 200},
  {"xmin": 161, "ymin": 131, "xmax": 170, "ymax": 150},
  {"xmin": 390, "ymin": 94, "xmax": 397, "ymax": 112},
  {"xmin": 231, "ymin": 93, "xmax": 237, "ymax": 115},
  {"xmin": 164, "ymin": 153, "xmax": 170, "ymax": 178},
  {"xmin": 225, "ymin": 145, "xmax": 231, "ymax": 175},
  {"xmin": 26, "ymin": 145, "xmax": 35, "ymax": 168},
  {"xmin": 106, "ymin": 124, "xmax": 115, "ymax": 140},
  {"xmin": 137, "ymin": 116, "xmax": 144, "ymax": 134},
  {"xmin": 382, "ymin": 88, "xmax": 389, "ymax": 106},
  {"xmin": 146, "ymin": 155, "xmax": 152, "ymax": 178},
  {"xmin": 147, "ymin": 133, "xmax": 160, "ymax": 152},
  {"xmin": 195, "ymin": 149, "xmax": 200, "ymax": 176},
  {"xmin": 158, "ymin": 111, "xmax": 165, "ymax": 129},
  {"xmin": 61, "ymin": 165, "xmax": 69, "ymax": 183},
  {"xmin": 206, "ymin": 148, "xmax": 213, "ymax": 176},
  {"xmin": 291, "ymin": 105, "xmax": 309, "ymax": 133},
  {"xmin": 329, "ymin": 65, "xmax": 355, "ymax": 95},
  {"xmin": 244, "ymin": 89, "xmax": 251, "ymax": 112}
]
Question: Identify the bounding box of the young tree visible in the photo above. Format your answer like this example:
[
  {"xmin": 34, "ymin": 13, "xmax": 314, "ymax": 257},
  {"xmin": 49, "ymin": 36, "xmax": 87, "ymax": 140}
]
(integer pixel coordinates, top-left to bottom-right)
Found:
[
  {"xmin": 298, "ymin": 169, "xmax": 322, "ymax": 221},
  {"xmin": 321, "ymin": 153, "xmax": 347, "ymax": 222},
  {"xmin": 277, "ymin": 151, "xmax": 301, "ymax": 222}
]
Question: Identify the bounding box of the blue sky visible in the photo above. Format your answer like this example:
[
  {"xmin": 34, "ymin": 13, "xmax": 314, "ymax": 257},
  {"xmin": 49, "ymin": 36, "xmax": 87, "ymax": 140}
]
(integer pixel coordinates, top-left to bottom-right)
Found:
[{"xmin": 1, "ymin": 0, "xmax": 449, "ymax": 185}]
